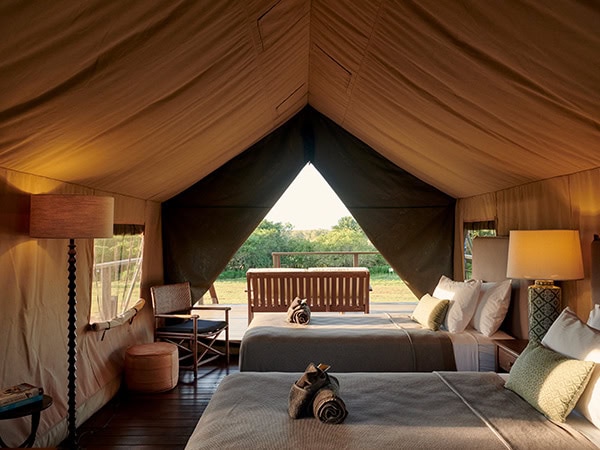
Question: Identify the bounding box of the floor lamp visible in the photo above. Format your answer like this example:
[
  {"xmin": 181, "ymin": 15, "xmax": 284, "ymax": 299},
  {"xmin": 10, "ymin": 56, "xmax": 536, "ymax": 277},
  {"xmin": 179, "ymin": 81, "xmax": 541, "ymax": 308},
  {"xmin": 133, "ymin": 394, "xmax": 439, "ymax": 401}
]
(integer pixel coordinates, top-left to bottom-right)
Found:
[
  {"xmin": 506, "ymin": 229, "xmax": 584, "ymax": 342},
  {"xmin": 30, "ymin": 194, "xmax": 114, "ymax": 448}
]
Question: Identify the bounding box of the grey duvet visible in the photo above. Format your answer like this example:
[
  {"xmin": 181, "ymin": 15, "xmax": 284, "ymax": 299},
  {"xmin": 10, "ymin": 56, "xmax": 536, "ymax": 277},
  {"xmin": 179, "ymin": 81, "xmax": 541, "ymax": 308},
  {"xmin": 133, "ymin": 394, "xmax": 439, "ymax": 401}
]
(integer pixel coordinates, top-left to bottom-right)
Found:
[
  {"xmin": 185, "ymin": 371, "xmax": 597, "ymax": 450},
  {"xmin": 239, "ymin": 313, "xmax": 455, "ymax": 372}
]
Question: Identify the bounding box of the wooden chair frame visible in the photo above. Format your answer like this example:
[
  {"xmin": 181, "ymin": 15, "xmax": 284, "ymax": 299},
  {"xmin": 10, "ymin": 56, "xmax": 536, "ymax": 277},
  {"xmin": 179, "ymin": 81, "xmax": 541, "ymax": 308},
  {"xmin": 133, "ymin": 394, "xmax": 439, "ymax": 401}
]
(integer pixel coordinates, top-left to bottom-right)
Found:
[{"xmin": 151, "ymin": 282, "xmax": 230, "ymax": 377}]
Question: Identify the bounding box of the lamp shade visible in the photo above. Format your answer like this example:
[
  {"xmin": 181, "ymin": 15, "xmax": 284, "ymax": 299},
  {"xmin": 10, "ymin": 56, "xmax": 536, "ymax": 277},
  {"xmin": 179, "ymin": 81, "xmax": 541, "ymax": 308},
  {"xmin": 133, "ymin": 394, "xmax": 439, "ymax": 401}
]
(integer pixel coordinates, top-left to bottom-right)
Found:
[
  {"xmin": 30, "ymin": 194, "xmax": 114, "ymax": 239},
  {"xmin": 506, "ymin": 230, "xmax": 584, "ymax": 281}
]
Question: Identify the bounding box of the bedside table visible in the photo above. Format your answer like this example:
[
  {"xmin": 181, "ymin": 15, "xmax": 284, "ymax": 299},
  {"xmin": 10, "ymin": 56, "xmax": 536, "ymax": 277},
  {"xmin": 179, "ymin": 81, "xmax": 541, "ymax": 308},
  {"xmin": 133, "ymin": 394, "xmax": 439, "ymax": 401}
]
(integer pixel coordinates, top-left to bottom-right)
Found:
[
  {"xmin": 496, "ymin": 339, "xmax": 529, "ymax": 372},
  {"xmin": 0, "ymin": 394, "xmax": 52, "ymax": 448}
]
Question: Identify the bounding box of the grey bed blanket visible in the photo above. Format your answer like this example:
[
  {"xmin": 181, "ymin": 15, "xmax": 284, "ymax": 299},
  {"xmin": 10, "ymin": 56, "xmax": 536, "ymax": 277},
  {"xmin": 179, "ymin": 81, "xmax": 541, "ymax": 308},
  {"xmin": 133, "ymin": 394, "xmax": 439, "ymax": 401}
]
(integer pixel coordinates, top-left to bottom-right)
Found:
[
  {"xmin": 186, "ymin": 371, "xmax": 597, "ymax": 450},
  {"xmin": 239, "ymin": 313, "xmax": 455, "ymax": 372}
]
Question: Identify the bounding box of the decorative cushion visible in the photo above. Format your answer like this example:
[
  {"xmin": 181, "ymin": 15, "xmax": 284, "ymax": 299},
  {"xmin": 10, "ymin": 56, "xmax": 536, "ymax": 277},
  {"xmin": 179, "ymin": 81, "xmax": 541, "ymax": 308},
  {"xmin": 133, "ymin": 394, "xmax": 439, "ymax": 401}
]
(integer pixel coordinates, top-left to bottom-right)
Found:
[
  {"xmin": 588, "ymin": 304, "xmax": 600, "ymax": 330},
  {"xmin": 470, "ymin": 279, "xmax": 512, "ymax": 336},
  {"xmin": 542, "ymin": 307, "xmax": 600, "ymax": 427},
  {"xmin": 505, "ymin": 340, "xmax": 594, "ymax": 422},
  {"xmin": 433, "ymin": 275, "xmax": 481, "ymax": 333},
  {"xmin": 411, "ymin": 294, "xmax": 449, "ymax": 331}
]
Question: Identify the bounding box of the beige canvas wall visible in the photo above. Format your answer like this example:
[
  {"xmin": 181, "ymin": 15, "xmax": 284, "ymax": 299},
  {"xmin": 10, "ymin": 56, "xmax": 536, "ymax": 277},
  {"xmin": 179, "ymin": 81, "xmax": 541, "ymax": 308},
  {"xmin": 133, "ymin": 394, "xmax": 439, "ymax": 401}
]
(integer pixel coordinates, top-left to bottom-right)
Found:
[
  {"xmin": 3, "ymin": 162, "xmax": 600, "ymax": 446},
  {"xmin": 0, "ymin": 168, "xmax": 162, "ymax": 447},
  {"xmin": 456, "ymin": 167, "xmax": 600, "ymax": 319}
]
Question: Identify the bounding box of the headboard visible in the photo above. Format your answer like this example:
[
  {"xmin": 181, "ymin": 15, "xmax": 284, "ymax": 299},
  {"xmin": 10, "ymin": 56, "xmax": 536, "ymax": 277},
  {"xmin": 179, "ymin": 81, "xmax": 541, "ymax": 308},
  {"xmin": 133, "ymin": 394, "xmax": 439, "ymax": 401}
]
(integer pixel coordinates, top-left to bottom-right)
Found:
[
  {"xmin": 592, "ymin": 235, "xmax": 600, "ymax": 306},
  {"xmin": 471, "ymin": 236, "xmax": 528, "ymax": 339}
]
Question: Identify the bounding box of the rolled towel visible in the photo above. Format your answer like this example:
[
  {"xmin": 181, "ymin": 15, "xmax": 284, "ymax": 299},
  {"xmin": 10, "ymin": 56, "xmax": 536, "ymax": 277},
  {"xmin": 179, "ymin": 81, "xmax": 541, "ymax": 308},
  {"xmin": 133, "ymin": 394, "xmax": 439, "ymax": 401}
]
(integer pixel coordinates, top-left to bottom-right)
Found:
[
  {"xmin": 312, "ymin": 375, "xmax": 348, "ymax": 424},
  {"xmin": 286, "ymin": 297, "xmax": 311, "ymax": 324},
  {"xmin": 288, "ymin": 362, "xmax": 329, "ymax": 419}
]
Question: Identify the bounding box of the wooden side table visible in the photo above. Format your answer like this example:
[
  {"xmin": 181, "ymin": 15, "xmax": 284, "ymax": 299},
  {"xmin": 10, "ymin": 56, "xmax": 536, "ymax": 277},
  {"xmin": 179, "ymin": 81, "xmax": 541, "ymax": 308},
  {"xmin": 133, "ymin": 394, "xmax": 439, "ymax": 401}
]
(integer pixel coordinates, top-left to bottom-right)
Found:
[
  {"xmin": 496, "ymin": 339, "xmax": 529, "ymax": 373},
  {"xmin": 0, "ymin": 395, "xmax": 53, "ymax": 448}
]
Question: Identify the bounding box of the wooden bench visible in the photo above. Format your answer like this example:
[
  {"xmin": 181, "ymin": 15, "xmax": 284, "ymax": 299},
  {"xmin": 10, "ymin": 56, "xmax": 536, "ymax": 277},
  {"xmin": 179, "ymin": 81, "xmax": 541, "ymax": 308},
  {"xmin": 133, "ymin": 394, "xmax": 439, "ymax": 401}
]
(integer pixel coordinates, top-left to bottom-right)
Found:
[{"xmin": 246, "ymin": 267, "xmax": 370, "ymax": 323}]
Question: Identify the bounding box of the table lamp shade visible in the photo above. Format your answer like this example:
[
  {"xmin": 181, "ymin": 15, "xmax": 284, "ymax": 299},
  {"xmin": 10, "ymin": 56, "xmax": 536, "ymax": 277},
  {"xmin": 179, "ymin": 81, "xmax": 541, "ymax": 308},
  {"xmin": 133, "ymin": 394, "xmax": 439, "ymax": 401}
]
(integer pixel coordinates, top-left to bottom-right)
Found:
[
  {"xmin": 506, "ymin": 230, "xmax": 584, "ymax": 342},
  {"xmin": 30, "ymin": 195, "xmax": 114, "ymax": 239},
  {"xmin": 506, "ymin": 230, "xmax": 584, "ymax": 281}
]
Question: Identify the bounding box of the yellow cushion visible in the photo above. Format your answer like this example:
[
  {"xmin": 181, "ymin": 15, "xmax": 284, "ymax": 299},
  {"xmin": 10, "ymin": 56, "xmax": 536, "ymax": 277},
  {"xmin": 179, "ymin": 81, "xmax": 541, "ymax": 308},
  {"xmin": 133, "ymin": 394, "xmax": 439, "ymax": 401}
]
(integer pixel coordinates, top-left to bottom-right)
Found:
[{"xmin": 411, "ymin": 294, "xmax": 449, "ymax": 331}]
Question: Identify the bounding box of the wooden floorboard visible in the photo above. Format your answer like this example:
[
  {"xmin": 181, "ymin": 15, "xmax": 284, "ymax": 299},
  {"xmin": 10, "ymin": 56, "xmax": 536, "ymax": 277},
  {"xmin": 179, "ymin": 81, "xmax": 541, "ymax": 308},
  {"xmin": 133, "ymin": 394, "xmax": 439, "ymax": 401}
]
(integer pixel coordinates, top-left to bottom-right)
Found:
[
  {"xmin": 72, "ymin": 355, "xmax": 239, "ymax": 450},
  {"xmin": 70, "ymin": 305, "xmax": 417, "ymax": 449}
]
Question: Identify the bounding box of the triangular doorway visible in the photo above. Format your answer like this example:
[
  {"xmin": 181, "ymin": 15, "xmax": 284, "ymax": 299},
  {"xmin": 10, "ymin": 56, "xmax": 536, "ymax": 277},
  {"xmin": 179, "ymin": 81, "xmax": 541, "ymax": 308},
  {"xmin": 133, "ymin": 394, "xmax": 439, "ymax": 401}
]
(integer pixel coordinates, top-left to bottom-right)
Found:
[
  {"xmin": 209, "ymin": 162, "xmax": 417, "ymax": 307},
  {"xmin": 266, "ymin": 163, "xmax": 351, "ymax": 230}
]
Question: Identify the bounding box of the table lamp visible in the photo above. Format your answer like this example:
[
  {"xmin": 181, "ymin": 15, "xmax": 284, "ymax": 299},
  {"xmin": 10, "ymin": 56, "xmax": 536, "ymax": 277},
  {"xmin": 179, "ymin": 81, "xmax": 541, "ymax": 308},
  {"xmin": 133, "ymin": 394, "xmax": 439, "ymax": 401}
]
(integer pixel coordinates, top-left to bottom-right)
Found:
[
  {"xmin": 506, "ymin": 229, "xmax": 584, "ymax": 341},
  {"xmin": 30, "ymin": 194, "xmax": 114, "ymax": 448}
]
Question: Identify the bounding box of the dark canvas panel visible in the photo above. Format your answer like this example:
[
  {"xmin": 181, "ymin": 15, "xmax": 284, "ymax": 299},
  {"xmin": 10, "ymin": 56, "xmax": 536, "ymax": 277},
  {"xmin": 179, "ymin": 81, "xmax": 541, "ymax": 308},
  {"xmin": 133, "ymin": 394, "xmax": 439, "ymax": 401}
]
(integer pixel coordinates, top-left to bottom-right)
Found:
[{"xmin": 162, "ymin": 107, "xmax": 454, "ymax": 299}]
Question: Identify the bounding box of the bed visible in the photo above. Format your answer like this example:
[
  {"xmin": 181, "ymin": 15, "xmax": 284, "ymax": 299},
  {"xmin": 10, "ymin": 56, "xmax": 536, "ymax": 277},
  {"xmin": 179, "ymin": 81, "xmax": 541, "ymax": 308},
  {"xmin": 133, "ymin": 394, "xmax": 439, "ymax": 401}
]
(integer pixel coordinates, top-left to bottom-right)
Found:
[
  {"xmin": 185, "ymin": 370, "xmax": 600, "ymax": 449},
  {"xmin": 239, "ymin": 312, "xmax": 511, "ymax": 372},
  {"xmin": 239, "ymin": 237, "xmax": 526, "ymax": 372},
  {"xmin": 188, "ymin": 236, "xmax": 600, "ymax": 449}
]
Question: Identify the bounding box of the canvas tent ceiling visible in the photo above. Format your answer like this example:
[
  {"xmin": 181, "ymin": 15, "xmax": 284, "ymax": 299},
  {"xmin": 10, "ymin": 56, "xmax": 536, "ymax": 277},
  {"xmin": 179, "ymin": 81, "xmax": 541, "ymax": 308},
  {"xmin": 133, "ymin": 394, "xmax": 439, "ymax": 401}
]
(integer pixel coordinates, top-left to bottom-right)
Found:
[{"xmin": 1, "ymin": 1, "xmax": 599, "ymax": 202}]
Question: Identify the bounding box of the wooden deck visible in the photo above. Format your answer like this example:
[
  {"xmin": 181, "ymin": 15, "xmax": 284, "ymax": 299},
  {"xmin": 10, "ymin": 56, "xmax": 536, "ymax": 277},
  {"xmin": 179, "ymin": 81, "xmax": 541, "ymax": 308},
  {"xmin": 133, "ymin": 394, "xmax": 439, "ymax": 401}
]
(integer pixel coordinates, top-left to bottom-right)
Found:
[{"xmin": 202, "ymin": 301, "xmax": 418, "ymax": 342}]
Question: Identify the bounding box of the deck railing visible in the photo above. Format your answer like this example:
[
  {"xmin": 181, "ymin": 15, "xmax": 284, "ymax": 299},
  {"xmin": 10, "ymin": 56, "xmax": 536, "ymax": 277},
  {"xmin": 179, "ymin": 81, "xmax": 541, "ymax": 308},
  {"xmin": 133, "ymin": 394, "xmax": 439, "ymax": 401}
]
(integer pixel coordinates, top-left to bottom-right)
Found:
[{"xmin": 271, "ymin": 251, "xmax": 380, "ymax": 268}]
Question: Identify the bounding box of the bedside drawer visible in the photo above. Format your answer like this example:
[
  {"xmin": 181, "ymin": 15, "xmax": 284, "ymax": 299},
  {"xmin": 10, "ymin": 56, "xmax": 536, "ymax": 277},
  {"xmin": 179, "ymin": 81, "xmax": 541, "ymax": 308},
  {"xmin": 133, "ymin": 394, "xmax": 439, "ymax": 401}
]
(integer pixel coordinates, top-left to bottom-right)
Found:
[
  {"xmin": 496, "ymin": 339, "xmax": 528, "ymax": 373},
  {"xmin": 497, "ymin": 347, "xmax": 518, "ymax": 372}
]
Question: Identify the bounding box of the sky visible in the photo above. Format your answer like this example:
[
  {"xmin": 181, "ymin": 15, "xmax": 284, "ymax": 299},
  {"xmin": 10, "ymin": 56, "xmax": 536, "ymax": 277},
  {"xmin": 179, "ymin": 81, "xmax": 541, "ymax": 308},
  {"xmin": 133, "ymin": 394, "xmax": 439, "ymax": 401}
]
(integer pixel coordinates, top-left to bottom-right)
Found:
[{"xmin": 265, "ymin": 164, "xmax": 351, "ymax": 230}]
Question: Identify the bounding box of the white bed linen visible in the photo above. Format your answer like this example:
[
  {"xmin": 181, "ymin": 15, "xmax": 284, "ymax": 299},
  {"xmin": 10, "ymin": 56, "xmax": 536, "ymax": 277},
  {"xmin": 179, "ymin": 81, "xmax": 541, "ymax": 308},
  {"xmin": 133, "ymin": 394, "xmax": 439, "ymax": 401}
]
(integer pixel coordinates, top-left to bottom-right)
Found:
[{"xmin": 388, "ymin": 314, "xmax": 511, "ymax": 371}]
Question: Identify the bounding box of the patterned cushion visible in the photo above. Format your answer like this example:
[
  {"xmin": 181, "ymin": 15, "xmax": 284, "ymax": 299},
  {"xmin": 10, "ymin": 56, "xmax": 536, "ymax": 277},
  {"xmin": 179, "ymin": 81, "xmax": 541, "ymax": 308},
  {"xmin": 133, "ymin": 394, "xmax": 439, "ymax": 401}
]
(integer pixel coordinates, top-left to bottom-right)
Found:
[
  {"xmin": 542, "ymin": 307, "xmax": 600, "ymax": 428},
  {"xmin": 411, "ymin": 294, "xmax": 449, "ymax": 331},
  {"xmin": 505, "ymin": 341, "xmax": 595, "ymax": 422}
]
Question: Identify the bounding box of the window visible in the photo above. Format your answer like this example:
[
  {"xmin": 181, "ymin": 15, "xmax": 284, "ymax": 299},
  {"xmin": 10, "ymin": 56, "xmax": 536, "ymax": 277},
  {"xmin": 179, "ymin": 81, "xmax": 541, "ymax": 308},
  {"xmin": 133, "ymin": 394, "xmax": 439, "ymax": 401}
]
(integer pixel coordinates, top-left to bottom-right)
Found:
[
  {"xmin": 91, "ymin": 226, "xmax": 144, "ymax": 323},
  {"xmin": 464, "ymin": 221, "xmax": 496, "ymax": 279}
]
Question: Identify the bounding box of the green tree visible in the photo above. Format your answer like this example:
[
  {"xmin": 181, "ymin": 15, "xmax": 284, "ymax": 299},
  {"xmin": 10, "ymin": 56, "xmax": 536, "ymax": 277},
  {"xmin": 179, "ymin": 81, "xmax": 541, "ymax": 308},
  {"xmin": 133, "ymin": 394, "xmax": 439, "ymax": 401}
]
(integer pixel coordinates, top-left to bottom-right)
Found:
[
  {"xmin": 333, "ymin": 216, "xmax": 361, "ymax": 232},
  {"xmin": 222, "ymin": 216, "xmax": 390, "ymax": 275},
  {"xmin": 312, "ymin": 216, "xmax": 376, "ymax": 266},
  {"xmin": 226, "ymin": 220, "xmax": 312, "ymax": 271},
  {"xmin": 317, "ymin": 217, "xmax": 371, "ymax": 250}
]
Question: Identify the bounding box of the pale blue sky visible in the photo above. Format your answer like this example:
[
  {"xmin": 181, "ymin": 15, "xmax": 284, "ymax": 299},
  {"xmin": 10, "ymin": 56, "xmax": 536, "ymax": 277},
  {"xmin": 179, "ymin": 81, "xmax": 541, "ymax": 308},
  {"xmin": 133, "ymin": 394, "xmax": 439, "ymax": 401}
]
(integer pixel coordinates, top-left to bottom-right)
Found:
[{"xmin": 265, "ymin": 164, "xmax": 351, "ymax": 230}]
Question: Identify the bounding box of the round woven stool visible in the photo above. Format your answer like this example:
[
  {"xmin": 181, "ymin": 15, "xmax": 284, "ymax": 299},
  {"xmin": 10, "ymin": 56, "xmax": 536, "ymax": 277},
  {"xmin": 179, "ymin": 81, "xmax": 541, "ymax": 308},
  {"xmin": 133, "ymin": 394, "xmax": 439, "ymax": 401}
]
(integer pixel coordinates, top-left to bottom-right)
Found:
[{"xmin": 125, "ymin": 342, "xmax": 179, "ymax": 393}]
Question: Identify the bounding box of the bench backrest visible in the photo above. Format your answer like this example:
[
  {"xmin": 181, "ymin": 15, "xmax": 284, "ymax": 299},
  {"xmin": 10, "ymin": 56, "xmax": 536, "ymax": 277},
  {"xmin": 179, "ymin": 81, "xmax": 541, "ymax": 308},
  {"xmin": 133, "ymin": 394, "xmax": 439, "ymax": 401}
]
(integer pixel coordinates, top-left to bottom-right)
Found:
[{"xmin": 246, "ymin": 268, "xmax": 370, "ymax": 322}]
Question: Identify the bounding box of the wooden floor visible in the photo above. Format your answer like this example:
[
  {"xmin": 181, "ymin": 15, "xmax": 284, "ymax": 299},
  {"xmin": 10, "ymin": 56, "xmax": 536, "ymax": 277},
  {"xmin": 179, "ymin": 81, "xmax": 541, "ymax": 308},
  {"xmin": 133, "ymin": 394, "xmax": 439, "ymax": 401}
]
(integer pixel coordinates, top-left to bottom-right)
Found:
[
  {"xmin": 71, "ymin": 354, "xmax": 240, "ymax": 450},
  {"xmin": 69, "ymin": 304, "xmax": 417, "ymax": 449}
]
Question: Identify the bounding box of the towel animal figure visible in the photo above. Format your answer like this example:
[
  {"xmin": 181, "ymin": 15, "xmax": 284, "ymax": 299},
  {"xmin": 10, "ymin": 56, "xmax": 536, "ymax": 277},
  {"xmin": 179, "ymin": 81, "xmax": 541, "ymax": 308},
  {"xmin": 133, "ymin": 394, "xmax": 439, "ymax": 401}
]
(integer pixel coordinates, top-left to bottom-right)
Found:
[
  {"xmin": 288, "ymin": 362, "xmax": 348, "ymax": 424},
  {"xmin": 312, "ymin": 375, "xmax": 348, "ymax": 424},
  {"xmin": 288, "ymin": 362, "xmax": 329, "ymax": 418},
  {"xmin": 286, "ymin": 297, "xmax": 311, "ymax": 324}
]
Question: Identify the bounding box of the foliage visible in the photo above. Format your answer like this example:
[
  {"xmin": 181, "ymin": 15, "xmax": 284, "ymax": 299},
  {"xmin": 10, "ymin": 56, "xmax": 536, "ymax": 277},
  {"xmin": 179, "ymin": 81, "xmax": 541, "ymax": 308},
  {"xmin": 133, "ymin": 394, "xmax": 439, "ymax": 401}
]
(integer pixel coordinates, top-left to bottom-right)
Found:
[
  {"xmin": 226, "ymin": 220, "xmax": 315, "ymax": 271},
  {"xmin": 222, "ymin": 216, "xmax": 390, "ymax": 276},
  {"xmin": 94, "ymin": 235, "xmax": 143, "ymax": 266},
  {"xmin": 332, "ymin": 216, "xmax": 362, "ymax": 232}
]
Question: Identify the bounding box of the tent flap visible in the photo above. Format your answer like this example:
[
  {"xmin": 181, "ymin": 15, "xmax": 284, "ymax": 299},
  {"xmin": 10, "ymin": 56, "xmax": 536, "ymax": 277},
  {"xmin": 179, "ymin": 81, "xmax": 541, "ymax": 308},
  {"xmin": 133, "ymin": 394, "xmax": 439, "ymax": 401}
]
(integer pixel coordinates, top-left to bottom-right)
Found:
[{"xmin": 162, "ymin": 107, "xmax": 454, "ymax": 299}]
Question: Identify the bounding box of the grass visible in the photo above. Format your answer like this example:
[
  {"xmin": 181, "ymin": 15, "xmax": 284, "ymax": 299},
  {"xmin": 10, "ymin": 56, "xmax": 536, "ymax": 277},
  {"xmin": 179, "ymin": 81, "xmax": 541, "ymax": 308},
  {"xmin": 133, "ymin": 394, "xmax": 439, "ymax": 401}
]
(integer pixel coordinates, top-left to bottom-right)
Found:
[{"xmin": 203, "ymin": 274, "xmax": 418, "ymax": 304}]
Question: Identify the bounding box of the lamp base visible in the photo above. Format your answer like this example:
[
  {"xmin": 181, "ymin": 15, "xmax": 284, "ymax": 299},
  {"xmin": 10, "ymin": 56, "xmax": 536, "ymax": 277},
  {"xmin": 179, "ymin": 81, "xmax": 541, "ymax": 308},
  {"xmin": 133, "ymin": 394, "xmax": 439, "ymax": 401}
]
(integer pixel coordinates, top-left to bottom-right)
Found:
[{"xmin": 528, "ymin": 280, "xmax": 561, "ymax": 342}]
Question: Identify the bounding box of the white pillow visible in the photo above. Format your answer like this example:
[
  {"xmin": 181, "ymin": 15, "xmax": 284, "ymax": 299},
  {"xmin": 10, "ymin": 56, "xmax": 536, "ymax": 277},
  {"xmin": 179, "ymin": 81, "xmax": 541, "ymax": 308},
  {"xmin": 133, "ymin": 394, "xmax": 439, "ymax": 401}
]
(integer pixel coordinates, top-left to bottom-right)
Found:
[
  {"xmin": 542, "ymin": 307, "xmax": 600, "ymax": 429},
  {"xmin": 433, "ymin": 275, "xmax": 481, "ymax": 333},
  {"xmin": 470, "ymin": 279, "xmax": 512, "ymax": 336},
  {"xmin": 588, "ymin": 305, "xmax": 600, "ymax": 330}
]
